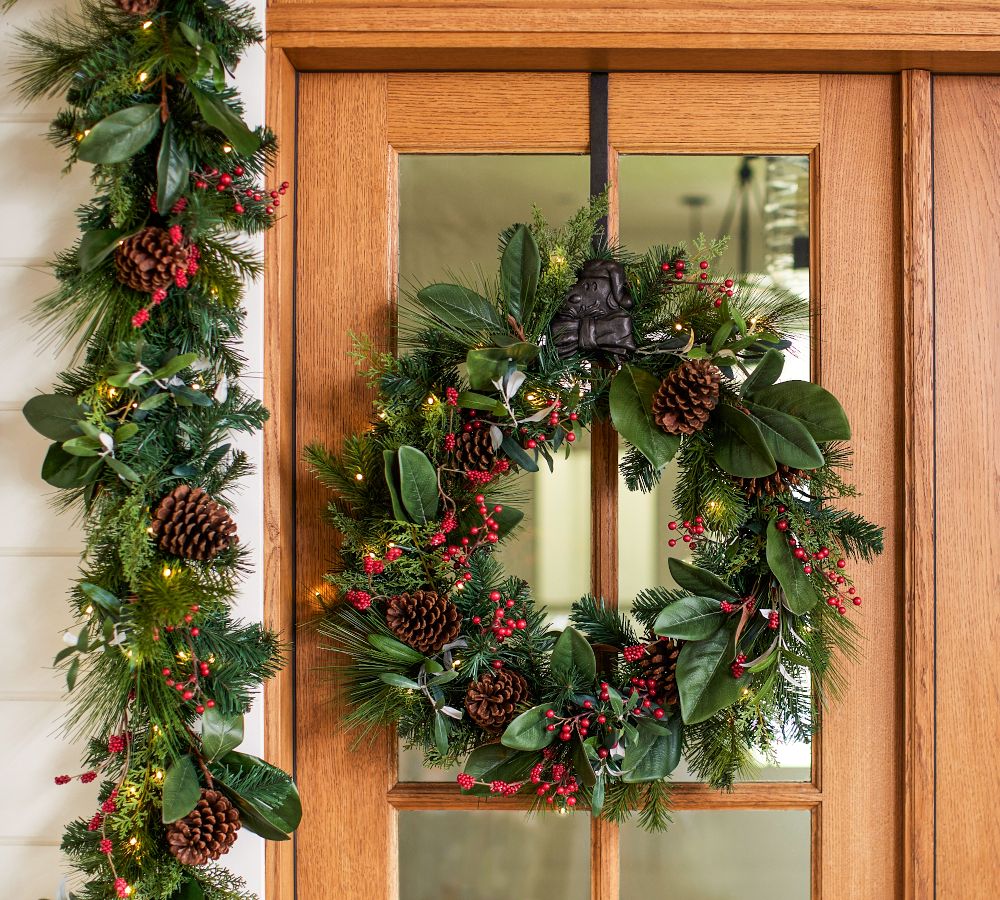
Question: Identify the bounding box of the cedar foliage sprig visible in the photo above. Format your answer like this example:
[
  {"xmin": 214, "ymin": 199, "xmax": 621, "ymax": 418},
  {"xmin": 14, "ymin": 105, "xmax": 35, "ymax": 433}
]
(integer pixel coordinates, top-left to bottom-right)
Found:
[{"xmin": 13, "ymin": 0, "xmax": 297, "ymax": 896}]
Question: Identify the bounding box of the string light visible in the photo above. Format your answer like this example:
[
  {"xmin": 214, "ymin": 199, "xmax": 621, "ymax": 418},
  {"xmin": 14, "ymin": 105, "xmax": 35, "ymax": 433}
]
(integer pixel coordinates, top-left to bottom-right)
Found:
[
  {"xmin": 141, "ymin": 19, "xmax": 153, "ymax": 28},
  {"xmin": 354, "ymin": 472, "xmax": 364, "ymax": 481},
  {"xmin": 128, "ymin": 836, "xmax": 138, "ymax": 846},
  {"xmin": 138, "ymin": 71, "xmax": 148, "ymax": 83},
  {"xmin": 452, "ymin": 658, "xmax": 462, "ymax": 669},
  {"xmin": 85, "ymin": 605, "xmax": 94, "ymax": 615},
  {"xmin": 674, "ymin": 322, "xmax": 684, "ymax": 331},
  {"xmin": 162, "ymin": 567, "xmax": 172, "ymax": 578},
  {"xmin": 222, "ymin": 144, "xmax": 232, "ymax": 154}
]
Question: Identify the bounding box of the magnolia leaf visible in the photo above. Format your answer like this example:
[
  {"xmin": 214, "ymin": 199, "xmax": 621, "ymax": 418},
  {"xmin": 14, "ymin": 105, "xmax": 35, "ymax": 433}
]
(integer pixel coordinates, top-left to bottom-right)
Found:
[
  {"xmin": 572, "ymin": 734, "xmax": 597, "ymax": 787},
  {"xmin": 456, "ymin": 391, "xmax": 506, "ymax": 417},
  {"xmin": 66, "ymin": 657, "xmax": 80, "ymax": 691},
  {"xmin": 152, "ymin": 352, "xmax": 199, "ymax": 380},
  {"xmin": 367, "ymin": 633, "xmax": 426, "ymax": 663},
  {"xmin": 397, "ymin": 445, "xmax": 439, "ymax": 524},
  {"xmin": 78, "ymin": 228, "xmax": 137, "ymax": 273},
  {"xmin": 162, "ymin": 755, "xmax": 201, "ymax": 823},
  {"xmin": 41, "ymin": 444, "xmax": 102, "ymax": 488},
  {"xmin": 622, "ymin": 717, "xmax": 683, "ymax": 783},
  {"xmin": 462, "ymin": 743, "xmax": 521, "ymax": 780},
  {"xmin": 653, "ymin": 595, "xmax": 727, "ymax": 641},
  {"xmin": 61, "ymin": 436, "xmax": 101, "ymax": 457},
  {"xmin": 201, "ymin": 708, "xmax": 244, "ymax": 762},
  {"xmin": 157, "ymin": 118, "xmax": 192, "ymax": 214},
  {"xmin": 667, "ymin": 558, "xmax": 739, "ymax": 602},
  {"xmin": 188, "ymin": 84, "xmax": 260, "ymax": 156},
  {"xmin": 748, "ymin": 403, "xmax": 825, "ymax": 470},
  {"xmin": 433, "ymin": 712, "xmax": 450, "ymax": 754},
  {"xmin": 750, "ymin": 380, "xmax": 851, "ymax": 442},
  {"xmin": 711, "ymin": 403, "xmax": 776, "ymax": 478},
  {"xmin": 501, "ymin": 704, "xmax": 555, "ymax": 752},
  {"xmin": 610, "ymin": 366, "xmax": 680, "ymax": 469},
  {"xmin": 741, "ymin": 348, "xmax": 785, "ymax": 396},
  {"xmin": 550, "ymin": 626, "xmax": 597, "ymax": 685},
  {"xmin": 211, "ymin": 751, "xmax": 301, "ymax": 839},
  {"xmin": 466, "ymin": 343, "xmax": 538, "ymax": 391},
  {"xmin": 416, "ymin": 283, "xmax": 502, "ymax": 333},
  {"xmin": 766, "ymin": 517, "xmax": 818, "ymax": 615},
  {"xmin": 23, "ymin": 394, "xmax": 84, "ymax": 441},
  {"xmin": 80, "ymin": 582, "xmax": 121, "ymax": 614},
  {"xmin": 78, "ymin": 104, "xmax": 161, "ymax": 164},
  {"xmin": 382, "ymin": 450, "xmax": 408, "ymax": 522},
  {"xmin": 114, "ymin": 423, "xmax": 139, "ymax": 444},
  {"xmin": 500, "ymin": 223, "xmax": 540, "ymax": 324},
  {"xmin": 106, "ymin": 457, "xmax": 141, "ymax": 482},
  {"xmin": 591, "ymin": 775, "xmax": 606, "ymax": 814},
  {"xmin": 676, "ymin": 626, "xmax": 746, "ymax": 724}
]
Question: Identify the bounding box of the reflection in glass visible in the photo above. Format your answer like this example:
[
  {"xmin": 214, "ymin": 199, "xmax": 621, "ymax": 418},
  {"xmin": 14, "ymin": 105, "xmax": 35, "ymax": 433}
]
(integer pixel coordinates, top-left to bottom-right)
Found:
[
  {"xmin": 621, "ymin": 810, "xmax": 811, "ymax": 899},
  {"xmin": 399, "ymin": 811, "xmax": 590, "ymax": 900},
  {"xmin": 396, "ymin": 154, "xmax": 591, "ymax": 781},
  {"xmin": 618, "ymin": 155, "xmax": 811, "ymax": 781}
]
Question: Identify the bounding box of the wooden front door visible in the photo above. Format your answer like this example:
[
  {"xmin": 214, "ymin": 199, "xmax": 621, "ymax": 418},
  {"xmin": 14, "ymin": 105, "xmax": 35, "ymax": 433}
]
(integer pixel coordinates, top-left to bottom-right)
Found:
[{"xmin": 288, "ymin": 72, "xmax": 902, "ymax": 899}]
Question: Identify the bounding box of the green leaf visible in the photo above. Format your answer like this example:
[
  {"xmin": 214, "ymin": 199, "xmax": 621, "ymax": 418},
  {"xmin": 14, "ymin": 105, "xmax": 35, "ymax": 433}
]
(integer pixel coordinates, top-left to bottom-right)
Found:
[
  {"xmin": 78, "ymin": 228, "xmax": 137, "ymax": 274},
  {"xmin": 465, "ymin": 343, "xmax": 539, "ymax": 391},
  {"xmin": 711, "ymin": 403, "xmax": 776, "ymax": 478},
  {"xmin": 78, "ymin": 104, "xmax": 161, "ymax": 164},
  {"xmin": 379, "ymin": 673, "xmax": 421, "ymax": 690},
  {"xmin": 550, "ymin": 626, "xmax": 597, "ymax": 685},
  {"xmin": 162, "ymin": 755, "xmax": 201, "ymax": 823},
  {"xmin": 591, "ymin": 774, "xmax": 605, "ymax": 814},
  {"xmin": 766, "ymin": 517, "xmax": 818, "ymax": 615},
  {"xmin": 653, "ymin": 595, "xmax": 726, "ymax": 641},
  {"xmin": 741, "ymin": 348, "xmax": 785, "ymax": 396},
  {"xmin": 152, "ymin": 351, "xmax": 199, "ymax": 380},
  {"xmin": 462, "ymin": 743, "xmax": 521, "ymax": 780},
  {"xmin": 710, "ymin": 320, "xmax": 734, "ymax": 354},
  {"xmin": 212, "ymin": 751, "xmax": 301, "ymax": 839},
  {"xmin": 60, "ymin": 436, "xmax": 101, "ymax": 457},
  {"xmin": 367, "ymin": 633, "xmax": 426, "ymax": 663},
  {"xmin": 456, "ymin": 391, "xmax": 507, "ymax": 417},
  {"xmin": 750, "ymin": 380, "xmax": 851, "ymax": 442},
  {"xmin": 501, "ymin": 704, "xmax": 555, "ymax": 752},
  {"xmin": 433, "ymin": 713, "xmax": 449, "ymax": 755},
  {"xmin": 22, "ymin": 394, "xmax": 84, "ymax": 441},
  {"xmin": 676, "ymin": 626, "xmax": 746, "ymax": 725},
  {"xmin": 500, "ymin": 224, "xmax": 540, "ymax": 324},
  {"xmin": 622, "ymin": 717, "xmax": 682, "ymax": 783},
  {"xmin": 499, "ymin": 435, "xmax": 539, "ymax": 472},
  {"xmin": 66, "ymin": 657, "xmax": 80, "ymax": 691},
  {"xmin": 188, "ymin": 84, "xmax": 260, "ymax": 156},
  {"xmin": 490, "ymin": 505, "xmax": 524, "ymax": 538},
  {"xmin": 609, "ymin": 366, "xmax": 680, "ymax": 469},
  {"xmin": 382, "ymin": 450, "xmax": 408, "ymax": 522},
  {"xmin": 396, "ymin": 446, "xmax": 439, "ymax": 524},
  {"xmin": 201, "ymin": 708, "xmax": 244, "ymax": 762},
  {"xmin": 416, "ymin": 283, "xmax": 502, "ymax": 333},
  {"xmin": 114, "ymin": 423, "xmax": 138, "ymax": 444},
  {"xmin": 173, "ymin": 878, "xmax": 206, "ymax": 900},
  {"xmin": 667, "ymin": 558, "xmax": 739, "ymax": 602},
  {"xmin": 748, "ymin": 403, "xmax": 824, "ymax": 470},
  {"xmin": 156, "ymin": 118, "xmax": 192, "ymax": 214},
  {"xmin": 41, "ymin": 444, "xmax": 101, "ymax": 488},
  {"xmin": 80, "ymin": 582, "xmax": 121, "ymax": 614},
  {"xmin": 106, "ymin": 457, "xmax": 141, "ymax": 482},
  {"xmin": 138, "ymin": 392, "xmax": 171, "ymax": 411},
  {"xmin": 572, "ymin": 734, "xmax": 597, "ymax": 787}
]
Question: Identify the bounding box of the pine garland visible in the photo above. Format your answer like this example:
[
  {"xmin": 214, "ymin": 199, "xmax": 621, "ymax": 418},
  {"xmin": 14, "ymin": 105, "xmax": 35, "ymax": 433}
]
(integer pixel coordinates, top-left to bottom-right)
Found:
[
  {"xmin": 11, "ymin": 0, "xmax": 297, "ymax": 896},
  {"xmin": 310, "ymin": 202, "xmax": 884, "ymax": 832}
]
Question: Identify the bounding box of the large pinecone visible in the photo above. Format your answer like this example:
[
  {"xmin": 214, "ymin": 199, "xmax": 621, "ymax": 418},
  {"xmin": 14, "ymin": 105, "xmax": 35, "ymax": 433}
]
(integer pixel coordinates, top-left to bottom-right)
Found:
[
  {"xmin": 150, "ymin": 485, "xmax": 238, "ymax": 561},
  {"xmin": 651, "ymin": 359, "xmax": 722, "ymax": 435},
  {"xmin": 454, "ymin": 426, "xmax": 496, "ymax": 472},
  {"xmin": 738, "ymin": 463, "xmax": 807, "ymax": 500},
  {"xmin": 639, "ymin": 638, "xmax": 681, "ymax": 708},
  {"xmin": 166, "ymin": 789, "xmax": 241, "ymax": 866},
  {"xmin": 465, "ymin": 668, "xmax": 530, "ymax": 731},
  {"xmin": 386, "ymin": 590, "xmax": 461, "ymax": 654},
  {"xmin": 115, "ymin": 226, "xmax": 189, "ymax": 293},
  {"xmin": 116, "ymin": 0, "xmax": 159, "ymax": 14}
]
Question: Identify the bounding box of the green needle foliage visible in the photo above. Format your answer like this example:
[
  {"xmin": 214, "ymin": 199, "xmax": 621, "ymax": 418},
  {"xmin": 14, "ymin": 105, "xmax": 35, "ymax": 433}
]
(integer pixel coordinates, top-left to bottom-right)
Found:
[{"xmin": 12, "ymin": 0, "xmax": 296, "ymax": 896}]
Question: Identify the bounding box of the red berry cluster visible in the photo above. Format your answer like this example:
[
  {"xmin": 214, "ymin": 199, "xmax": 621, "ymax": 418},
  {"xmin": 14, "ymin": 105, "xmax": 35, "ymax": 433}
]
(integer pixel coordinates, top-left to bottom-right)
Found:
[
  {"xmin": 158, "ymin": 611, "xmax": 217, "ymax": 714},
  {"xmin": 192, "ymin": 165, "xmax": 289, "ymax": 217},
  {"xmin": 659, "ymin": 256, "xmax": 736, "ymax": 307},
  {"xmin": 344, "ymin": 544, "xmax": 408, "ymax": 609},
  {"xmin": 731, "ymin": 653, "xmax": 748, "ymax": 679},
  {"xmin": 775, "ymin": 506, "xmax": 861, "ymax": 615},
  {"xmin": 622, "ymin": 644, "xmax": 646, "ymax": 663},
  {"xmin": 470, "ymin": 587, "xmax": 528, "ymax": 644},
  {"xmin": 531, "ymin": 755, "xmax": 580, "ymax": 808},
  {"xmin": 625, "ymin": 677, "xmax": 669, "ymax": 719},
  {"xmin": 667, "ymin": 515, "xmax": 707, "ymax": 550},
  {"xmin": 345, "ymin": 589, "xmax": 372, "ymax": 610},
  {"xmin": 114, "ymin": 877, "xmax": 130, "ymax": 898},
  {"xmin": 437, "ymin": 498, "xmax": 506, "ymax": 590},
  {"xmin": 100, "ymin": 838, "xmax": 113, "ymax": 855},
  {"xmin": 107, "ymin": 733, "xmax": 127, "ymax": 754},
  {"xmin": 517, "ymin": 399, "xmax": 579, "ymax": 449}
]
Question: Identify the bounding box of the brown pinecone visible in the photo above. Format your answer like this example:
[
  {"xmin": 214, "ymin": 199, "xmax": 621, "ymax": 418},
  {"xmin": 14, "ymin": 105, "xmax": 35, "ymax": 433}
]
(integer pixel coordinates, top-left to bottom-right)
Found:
[
  {"xmin": 386, "ymin": 590, "xmax": 462, "ymax": 654},
  {"xmin": 738, "ymin": 463, "xmax": 807, "ymax": 500},
  {"xmin": 639, "ymin": 638, "xmax": 681, "ymax": 708},
  {"xmin": 115, "ymin": 226, "xmax": 189, "ymax": 293},
  {"xmin": 166, "ymin": 789, "xmax": 241, "ymax": 866},
  {"xmin": 465, "ymin": 668, "xmax": 530, "ymax": 731},
  {"xmin": 150, "ymin": 485, "xmax": 238, "ymax": 561},
  {"xmin": 116, "ymin": 0, "xmax": 159, "ymax": 14},
  {"xmin": 453, "ymin": 426, "xmax": 496, "ymax": 472},
  {"xmin": 651, "ymin": 359, "xmax": 722, "ymax": 435}
]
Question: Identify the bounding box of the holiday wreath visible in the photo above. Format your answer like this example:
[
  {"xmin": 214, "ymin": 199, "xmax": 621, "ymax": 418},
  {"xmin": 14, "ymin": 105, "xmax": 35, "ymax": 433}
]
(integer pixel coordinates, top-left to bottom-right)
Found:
[
  {"xmin": 11, "ymin": 0, "xmax": 298, "ymax": 897},
  {"xmin": 309, "ymin": 199, "xmax": 884, "ymax": 828}
]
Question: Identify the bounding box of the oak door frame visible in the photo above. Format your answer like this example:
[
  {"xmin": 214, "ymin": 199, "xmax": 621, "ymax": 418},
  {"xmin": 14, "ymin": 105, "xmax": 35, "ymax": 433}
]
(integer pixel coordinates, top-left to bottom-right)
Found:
[{"xmin": 264, "ymin": 57, "xmax": 937, "ymax": 900}]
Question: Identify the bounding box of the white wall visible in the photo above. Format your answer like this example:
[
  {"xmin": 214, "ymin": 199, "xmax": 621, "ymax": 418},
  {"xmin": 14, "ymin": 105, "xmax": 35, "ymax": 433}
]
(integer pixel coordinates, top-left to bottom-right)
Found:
[{"xmin": 0, "ymin": 1, "xmax": 267, "ymax": 895}]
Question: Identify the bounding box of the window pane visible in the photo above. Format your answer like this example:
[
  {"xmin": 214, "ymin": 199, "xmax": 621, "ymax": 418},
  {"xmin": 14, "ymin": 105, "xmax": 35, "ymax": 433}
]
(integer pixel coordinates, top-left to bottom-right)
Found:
[
  {"xmin": 396, "ymin": 155, "xmax": 591, "ymax": 781},
  {"xmin": 621, "ymin": 810, "xmax": 811, "ymax": 899},
  {"xmin": 399, "ymin": 811, "xmax": 590, "ymax": 900},
  {"xmin": 618, "ymin": 155, "xmax": 811, "ymax": 781}
]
